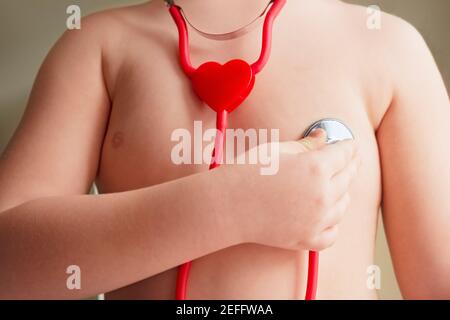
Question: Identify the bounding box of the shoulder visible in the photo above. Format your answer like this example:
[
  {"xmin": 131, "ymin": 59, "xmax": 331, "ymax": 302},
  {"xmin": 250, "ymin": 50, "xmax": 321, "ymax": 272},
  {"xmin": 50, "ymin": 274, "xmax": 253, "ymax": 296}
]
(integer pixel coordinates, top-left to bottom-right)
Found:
[
  {"xmin": 334, "ymin": 1, "xmax": 430, "ymax": 65},
  {"xmin": 58, "ymin": 2, "xmax": 166, "ymax": 51},
  {"xmin": 49, "ymin": 2, "xmax": 168, "ymax": 90},
  {"xmin": 339, "ymin": 2, "xmax": 441, "ymax": 97},
  {"xmin": 292, "ymin": 0, "xmax": 428, "ymax": 65},
  {"xmin": 320, "ymin": 1, "xmax": 434, "ymax": 126}
]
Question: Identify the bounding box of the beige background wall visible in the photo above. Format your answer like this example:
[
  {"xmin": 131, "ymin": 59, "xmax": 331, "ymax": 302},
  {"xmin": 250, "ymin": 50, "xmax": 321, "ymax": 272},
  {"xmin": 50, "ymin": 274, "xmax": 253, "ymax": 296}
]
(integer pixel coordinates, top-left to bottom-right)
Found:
[{"xmin": 0, "ymin": 0, "xmax": 449, "ymax": 300}]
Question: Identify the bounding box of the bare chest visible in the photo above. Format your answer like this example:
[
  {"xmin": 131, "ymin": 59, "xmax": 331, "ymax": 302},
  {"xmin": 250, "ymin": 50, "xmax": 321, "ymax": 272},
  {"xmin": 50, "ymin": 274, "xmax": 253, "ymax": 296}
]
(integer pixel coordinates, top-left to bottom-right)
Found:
[
  {"xmin": 100, "ymin": 21, "xmax": 384, "ymax": 299},
  {"xmin": 97, "ymin": 37, "xmax": 379, "ymax": 196}
]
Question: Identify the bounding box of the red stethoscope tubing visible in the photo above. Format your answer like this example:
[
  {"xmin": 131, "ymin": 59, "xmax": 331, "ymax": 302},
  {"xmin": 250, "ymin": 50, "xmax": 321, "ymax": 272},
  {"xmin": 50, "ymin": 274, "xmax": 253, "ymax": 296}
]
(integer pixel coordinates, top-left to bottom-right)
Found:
[
  {"xmin": 169, "ymin": 0, "xmax": 318, "ymax": 301},
  {"xmin": 168, "ymin": 0, "xmax": 285, "ymax": 77},
  {"xmin": 174, "ymin": 110, "xmax": 228, "ymax": 300}
]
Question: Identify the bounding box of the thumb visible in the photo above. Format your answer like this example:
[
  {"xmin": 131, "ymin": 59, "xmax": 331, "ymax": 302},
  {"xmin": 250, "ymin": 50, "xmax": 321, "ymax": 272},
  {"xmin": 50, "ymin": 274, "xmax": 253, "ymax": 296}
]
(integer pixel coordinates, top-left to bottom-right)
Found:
[
  {"xmin": 279, "ymin": 129, "xmax": 327, "ymax": 155},
  {"xmin": 297, "ymin": 128, "xmax": 327, "ymax": 152}
]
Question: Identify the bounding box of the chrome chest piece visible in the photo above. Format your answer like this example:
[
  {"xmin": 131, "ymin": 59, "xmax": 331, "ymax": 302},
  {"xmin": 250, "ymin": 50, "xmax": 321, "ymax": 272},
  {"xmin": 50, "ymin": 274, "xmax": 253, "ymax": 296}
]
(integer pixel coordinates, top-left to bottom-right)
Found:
[{"xmin": 303, "ymin": 119, "xmax": 354, "ymax": 143}]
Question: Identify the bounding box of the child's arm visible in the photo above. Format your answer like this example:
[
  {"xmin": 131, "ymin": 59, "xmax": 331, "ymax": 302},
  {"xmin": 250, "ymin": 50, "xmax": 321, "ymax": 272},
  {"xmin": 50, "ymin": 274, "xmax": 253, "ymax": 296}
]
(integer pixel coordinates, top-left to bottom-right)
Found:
[
  {"xmin": 0, "ymin": 168, "xmax": 240, "ymax": 299},
  {"xmin": 0, "ymin": 17, "xmax": 240, "ymax": 298},
  {"xmin": 377, "ymin": 17, "xmax": 450, "ymax": 299}
]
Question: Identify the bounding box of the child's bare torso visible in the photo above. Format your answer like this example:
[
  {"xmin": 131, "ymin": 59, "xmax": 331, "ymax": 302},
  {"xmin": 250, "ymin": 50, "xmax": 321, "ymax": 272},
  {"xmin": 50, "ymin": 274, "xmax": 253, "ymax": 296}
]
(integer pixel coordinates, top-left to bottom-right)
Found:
[{"xmin": 97, "ymin": 0, "xmax": 388, "ymax": 299}]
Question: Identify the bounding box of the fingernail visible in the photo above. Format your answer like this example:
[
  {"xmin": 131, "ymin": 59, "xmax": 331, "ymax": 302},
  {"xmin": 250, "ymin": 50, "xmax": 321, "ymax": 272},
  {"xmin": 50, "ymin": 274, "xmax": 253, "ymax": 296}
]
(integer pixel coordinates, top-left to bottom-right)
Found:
[{"xmin": 310, "ymin": 128, "xmax": 326, "ymax": 138}]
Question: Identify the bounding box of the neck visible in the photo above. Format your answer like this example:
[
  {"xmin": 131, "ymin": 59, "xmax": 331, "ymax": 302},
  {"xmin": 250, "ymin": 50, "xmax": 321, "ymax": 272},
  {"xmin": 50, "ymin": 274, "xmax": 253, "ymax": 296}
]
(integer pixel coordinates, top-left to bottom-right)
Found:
[{"xmin": 173, "ymin": 0, "xmax": 272, "ymax": 34}]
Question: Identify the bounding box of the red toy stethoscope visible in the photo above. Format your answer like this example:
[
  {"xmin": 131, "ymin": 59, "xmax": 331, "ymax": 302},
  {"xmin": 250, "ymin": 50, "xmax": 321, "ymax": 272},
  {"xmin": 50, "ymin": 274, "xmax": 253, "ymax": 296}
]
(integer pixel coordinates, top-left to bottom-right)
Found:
[{"xmin": 165, "ymin": 0, "xmax": 319, "ymax": 300}]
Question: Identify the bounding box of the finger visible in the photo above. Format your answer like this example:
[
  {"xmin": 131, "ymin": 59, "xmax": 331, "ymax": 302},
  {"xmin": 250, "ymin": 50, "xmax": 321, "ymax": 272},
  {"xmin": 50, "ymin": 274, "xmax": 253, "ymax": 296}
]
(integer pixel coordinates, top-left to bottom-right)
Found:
[
  {"xmin": 279, "ymin": 129, "xmax": 327, "ymax": 154},
  {"xmin": 297, "ymin": 129, "xmax": 327, "ymax": 152},
  {"xmin": 322, "ymin": 193, "xmax": 350, "ymax": 230},
  {"xmin": 312, "ymin": 225, "xmax": 339, "ymax": 251},
  {"xmin": 315, "ymin": 139, "xmax": 359, "ymax": 176},
  {"xmin": 329, "ymin": 155, "xmax": 361, "ymax": 201}
]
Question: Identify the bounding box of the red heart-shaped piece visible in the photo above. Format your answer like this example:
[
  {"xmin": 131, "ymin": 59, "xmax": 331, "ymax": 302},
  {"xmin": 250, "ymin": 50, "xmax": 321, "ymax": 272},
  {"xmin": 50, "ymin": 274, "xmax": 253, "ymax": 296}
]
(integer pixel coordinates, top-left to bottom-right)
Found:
[{"xmin": 191, "ymin": 59, "xmax": 255, "ymax": 113}]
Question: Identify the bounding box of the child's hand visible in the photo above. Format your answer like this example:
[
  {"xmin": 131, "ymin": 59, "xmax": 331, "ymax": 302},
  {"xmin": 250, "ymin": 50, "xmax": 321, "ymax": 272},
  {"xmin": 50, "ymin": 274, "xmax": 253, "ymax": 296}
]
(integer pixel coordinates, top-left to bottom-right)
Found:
[{"xmin": 225, "ymin": 129, "xmax": 360, "ymax": 251}]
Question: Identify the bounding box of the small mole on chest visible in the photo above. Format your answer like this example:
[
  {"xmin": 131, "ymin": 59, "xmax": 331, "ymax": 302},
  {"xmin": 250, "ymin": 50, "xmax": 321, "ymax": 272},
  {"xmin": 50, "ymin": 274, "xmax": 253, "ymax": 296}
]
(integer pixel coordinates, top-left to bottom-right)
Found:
[{"xmin": 111, "ymin": 131, "xmax": 124, "ymax": 149}]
